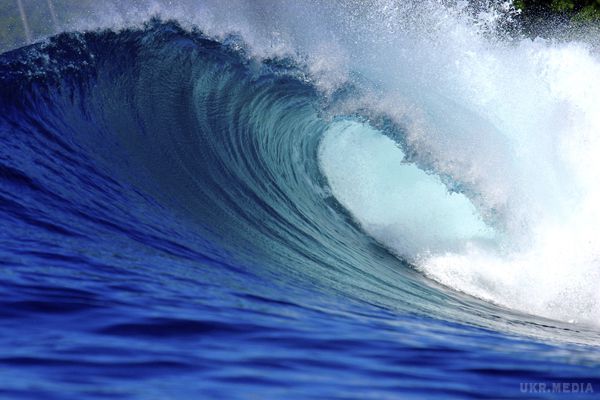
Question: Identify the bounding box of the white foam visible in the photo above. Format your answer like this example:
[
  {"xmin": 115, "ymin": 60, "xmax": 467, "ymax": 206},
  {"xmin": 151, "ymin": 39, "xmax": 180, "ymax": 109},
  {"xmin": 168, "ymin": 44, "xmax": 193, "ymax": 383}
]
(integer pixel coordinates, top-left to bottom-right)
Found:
[
  {"xmin": 311, "ymin": 2, "xmax": 600, "ymax": 326},
  {"xmin": 318, "ymin": 34, "xmax": 600, "ymax": 325}
]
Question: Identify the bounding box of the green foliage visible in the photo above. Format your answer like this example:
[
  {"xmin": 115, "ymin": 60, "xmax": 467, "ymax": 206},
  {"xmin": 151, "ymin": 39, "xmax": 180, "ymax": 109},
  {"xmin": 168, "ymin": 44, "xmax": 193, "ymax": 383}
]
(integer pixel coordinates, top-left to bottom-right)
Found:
[
  {"xmin": 514, "ymin": 0, "xmax": 527, "ymax": 9},
  {"xmin": 573, "ymin": 4, "xmax": 600, "ymax": 20},
  {"xmin": 551, "ymin": 0, "xmax": 576, "ymax": 12},
  {"xmin": 514, "ymin": 0, "xmax": 600, "ymax": 25}
]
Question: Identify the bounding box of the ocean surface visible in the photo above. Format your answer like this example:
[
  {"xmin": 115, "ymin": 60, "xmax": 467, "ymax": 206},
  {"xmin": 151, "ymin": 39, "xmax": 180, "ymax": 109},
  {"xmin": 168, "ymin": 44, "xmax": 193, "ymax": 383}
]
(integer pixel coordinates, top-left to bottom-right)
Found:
[{"xmin": 1, "ymin": 1, "xmax": 600, "ymax": 399}]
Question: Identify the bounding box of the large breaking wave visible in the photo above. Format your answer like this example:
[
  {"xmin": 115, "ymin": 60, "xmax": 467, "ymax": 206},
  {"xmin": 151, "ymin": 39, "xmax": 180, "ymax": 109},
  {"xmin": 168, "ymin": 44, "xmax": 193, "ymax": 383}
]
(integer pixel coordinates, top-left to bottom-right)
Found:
[
  {"xmin": 2, "ymin": 5, "xmax": 600, "ymax": 396},
  {"xmin": 3, "ymin": 0, "xmax": 600, "ymax": 331}
]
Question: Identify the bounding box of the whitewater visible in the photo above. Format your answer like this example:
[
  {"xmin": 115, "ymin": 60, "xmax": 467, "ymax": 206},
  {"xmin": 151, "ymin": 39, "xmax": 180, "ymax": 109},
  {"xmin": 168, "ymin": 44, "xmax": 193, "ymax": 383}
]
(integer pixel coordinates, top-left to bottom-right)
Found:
[
  {"xmin": 1, "ymin": 0, "xmax": 600, "ymax": 398},
  {"xmin": 112, "ymin": 0, "xmax": 600, "ymax": 327}
]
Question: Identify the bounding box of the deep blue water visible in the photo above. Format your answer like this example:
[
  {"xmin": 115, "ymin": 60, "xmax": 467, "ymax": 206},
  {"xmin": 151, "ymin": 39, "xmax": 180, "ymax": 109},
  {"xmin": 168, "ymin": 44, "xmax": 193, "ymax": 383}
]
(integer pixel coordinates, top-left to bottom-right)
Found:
[{"xmin": 0, "ymin": 21, "xmax": 599, "ymax": 399}]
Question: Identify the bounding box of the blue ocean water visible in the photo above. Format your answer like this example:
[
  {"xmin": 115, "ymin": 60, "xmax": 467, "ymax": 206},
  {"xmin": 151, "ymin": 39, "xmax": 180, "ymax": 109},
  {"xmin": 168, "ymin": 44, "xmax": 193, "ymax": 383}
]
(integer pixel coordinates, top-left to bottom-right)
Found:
[{"xmin": 1, "ymin": 12, "xmax": 600, "ymax": 400}]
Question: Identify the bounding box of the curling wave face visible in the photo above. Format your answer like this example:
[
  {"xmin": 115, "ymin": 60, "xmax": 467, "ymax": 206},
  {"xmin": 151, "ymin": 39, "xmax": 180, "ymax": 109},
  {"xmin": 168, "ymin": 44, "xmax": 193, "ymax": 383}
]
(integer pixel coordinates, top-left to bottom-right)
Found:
[
  {"xmin": 1, "ymin": 17, "xmax": 598, "ymax": 338},
  {"xmin": 6, "ymin": 0, "xmax": 599, "ymax": 326}
]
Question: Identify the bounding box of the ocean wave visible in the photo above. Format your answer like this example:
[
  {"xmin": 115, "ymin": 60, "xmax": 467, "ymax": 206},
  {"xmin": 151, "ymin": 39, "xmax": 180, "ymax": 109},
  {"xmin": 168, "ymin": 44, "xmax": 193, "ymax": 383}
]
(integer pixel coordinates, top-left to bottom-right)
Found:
[{"xmin": 1, "ymin": 10, "xmax": 600, "ymax": 397}]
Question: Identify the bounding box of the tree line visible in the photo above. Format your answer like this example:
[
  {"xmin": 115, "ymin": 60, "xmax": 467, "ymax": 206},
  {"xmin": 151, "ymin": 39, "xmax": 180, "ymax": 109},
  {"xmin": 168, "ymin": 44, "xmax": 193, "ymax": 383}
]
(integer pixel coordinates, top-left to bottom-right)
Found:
[{"xmin": 515, "ymin": 0, "xmax": 600, "ymax": 19}]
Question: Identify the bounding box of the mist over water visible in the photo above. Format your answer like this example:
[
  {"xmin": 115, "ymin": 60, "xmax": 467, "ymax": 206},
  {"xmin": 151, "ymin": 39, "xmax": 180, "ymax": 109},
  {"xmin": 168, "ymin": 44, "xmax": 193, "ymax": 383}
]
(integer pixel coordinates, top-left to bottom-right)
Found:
[{"xmin": 319, "ymin": 26, "xmax": 600, "ymax": 325}]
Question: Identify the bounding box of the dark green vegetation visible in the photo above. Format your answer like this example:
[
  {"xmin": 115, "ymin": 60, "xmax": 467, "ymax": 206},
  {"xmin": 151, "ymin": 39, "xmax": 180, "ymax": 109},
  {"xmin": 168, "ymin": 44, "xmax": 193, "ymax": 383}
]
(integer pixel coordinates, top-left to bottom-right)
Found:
[
  {"xmin": 514, "ymin": 0, "xmax": 600, "ymax": 19},
  {"xmin": 511, "ymin": 0, "xmax": 600, "ymax": 37},
  {"xmin": 515, "ymin": 0, "xmax": 600, "ymax": 21}
]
